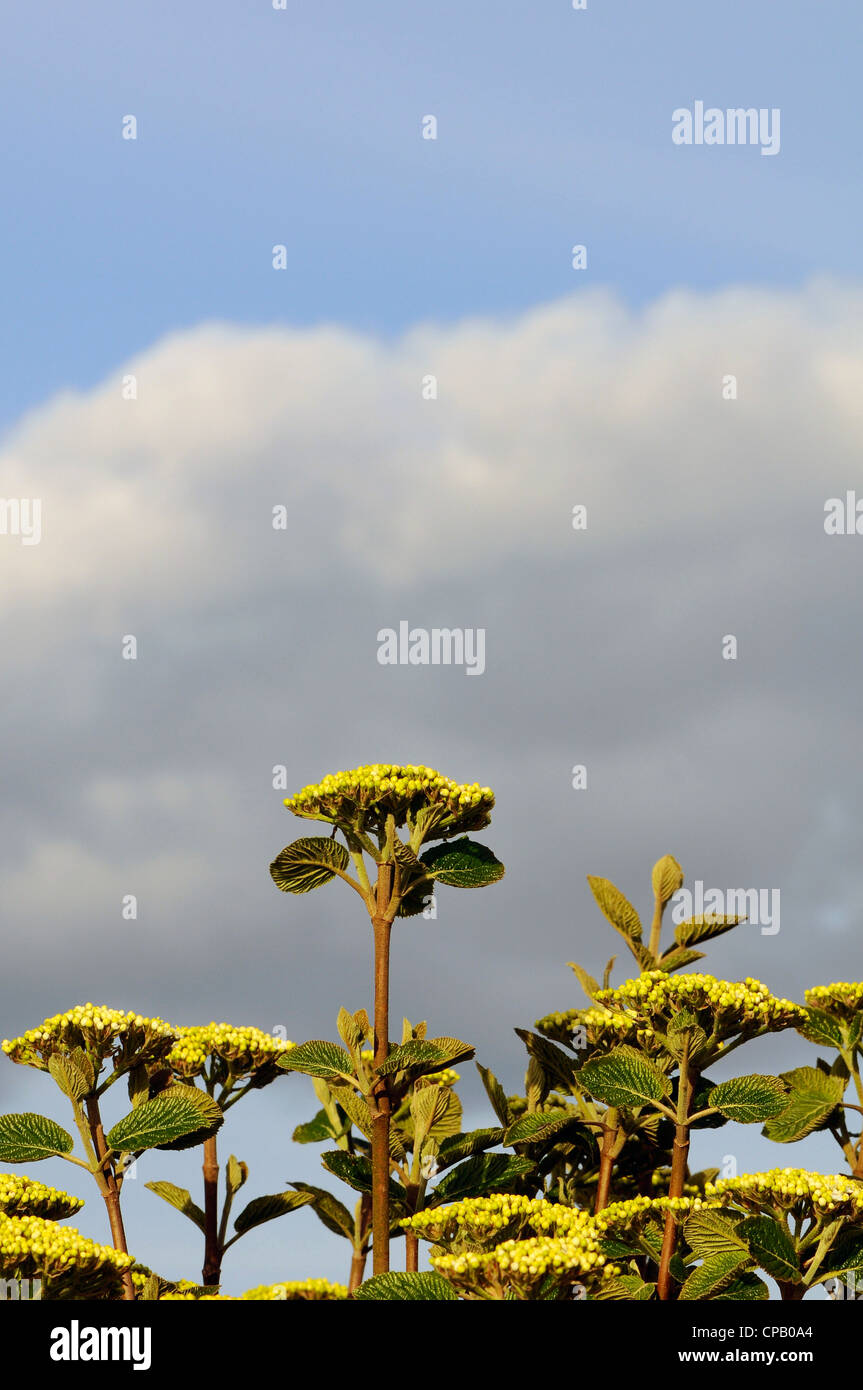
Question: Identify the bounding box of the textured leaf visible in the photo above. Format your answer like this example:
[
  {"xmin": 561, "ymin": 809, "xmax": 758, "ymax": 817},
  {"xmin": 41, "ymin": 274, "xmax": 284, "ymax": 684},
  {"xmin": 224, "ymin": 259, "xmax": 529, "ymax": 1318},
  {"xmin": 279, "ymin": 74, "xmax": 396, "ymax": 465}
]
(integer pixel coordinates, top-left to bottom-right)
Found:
[
  {"xmin": 0, "ymin": 1113, "xmax": 74, "ymax": 1163},
  {"xmin": 270, "ymin": 837, "xmax": 350, "ymax": 894},
  {"xmin": 150, "ymin": 1084, "xmax": 224, "ymax": 1151},
  {"xmin": 377, "ymin": 1037, "xmax": 474, "ymax": 1078},
  {"xmin": 594, "ymin": 1275, "xmax": 656, "ymax": 1301},
  {"xmin": 126, "ymin": 1063, "xmax": 150, "ymax": 1109},
  {"xmin": 430, "ymin": 1153, "xmax": 534, "ymax": 1204},
  {"xmin": 674, "ymin": 915, "xmax": 743, "ymax": 948},
  {"xmin": 328, "ymin": 1086, "xmax": 373, "ymax": 1141},
  {"xmin": 503, "ymin": 1109, "xmax": 574, "ymax": 1146},
  {"xmin": 707, "ymin": 1075, "xmax": 789, "ymax": 1124},
  {"xmin": 679, "ymin": 1249, "xmax": 750, "ymax": 1300},
  {"xmin": 476, "ymin": 1063, "xmax": 511, "ymax": 1126},
  {"xmin": 685, "ymin": 1075, "xmax": 729, "ymax": 1130},
  {"xmin": 288, "ymin": 1183, "xmax": 355, "ymax": 1240},
  {"xmin": 816, "ymin": 1232, "xmax": 863, "ymax": 1282},
  {"xmin": 411, "ymin": 1086, "xmax": 459, "ymax": 1148},
  {"xmin": 47, "ymin": 1056, "xmax": 90, "ymax": 1102},
  {"xmin": 738, "ymin": 1216, "xmax": 799, "ymax": 1282},
  {"xmin": 684, "ymin": 1209, "xmax": 748, "ymax": 1260},
  {"xmin": 279, "ymin": 1041, "xmax": 354, "ymax": 1081},
  {"xmin": 354, "ymin": 1272, "xmax": 458, "ymax": 1301},
  {"xmin": 320, "ymin": 1151, "xmax": 407, "ymax": 1213},
  {"xmin": 419, "ymin": 838, "xmax": 504, "ymax": 888},
  {"xmin": 233, "ymin": 1190, "xmax": 315, "ymax": 1235},
  {"xmin": 580, "ymin": 1046, "xmax": 671, "ymax": 1109},
  {"xmin": 587, "ymin": 876, "xmax": 642, "ymax": 943},
  {"xmin": 435, "ymin": 1127, "xmax": 505, "ymax": 1171},
  {"xmin": 763, "ymin": 1067, "xmax": 845, "ymax": 1143},
  {"xmin": 515, "ymin": 1030, "xmax": 578, "ymax": 1090},
  {"xmin": 106, "ymin": 1093, "xmax": 223, "ymax": 1153},
  {"xmin": 713, "ymin": 1272, "xmax": 770, "ymax": 1301},
  {"xmin": 145, "ymin": 1181, "xmax": 206, "ymax": 1232},
  {"xmin": 665, "ymin": 1009, "xmax": 707, "ymax": 1059},
  {"xmin": 292, "ymin": 1109, "xmax": 335, "ymax": 1144},
  {"xmin": 337, "ymin": 1007, "xmax": 361, "ymax": 1055},
  {"xmin": 652, "ymin": 855, "xmax": 684, "ymax": 906},
  {"xmin": 655, "ymin": 947, "xmax": 706, "ymax": 973},
  {"xmin": 797, "ymin": 1008, "xmax": 845, "ymax": 1050}
]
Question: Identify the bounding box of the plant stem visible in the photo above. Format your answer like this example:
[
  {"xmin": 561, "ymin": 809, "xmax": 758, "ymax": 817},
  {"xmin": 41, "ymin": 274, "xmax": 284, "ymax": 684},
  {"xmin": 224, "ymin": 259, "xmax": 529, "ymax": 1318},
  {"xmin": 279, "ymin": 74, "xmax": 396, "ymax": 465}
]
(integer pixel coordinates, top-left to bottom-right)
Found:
[
  {"xmin": 778, "ymin": 1280, "xmax": 807, "ymax": 1300},
  {"xmin": 371, "ymin": 861, "xmax": 394, "ymax": 1275},
  {"xmin": 348, "ymin": 1194, "xmax": 372, "ymax": 1294},
  {"xmin": 648, "ymin": 893, "xmax": 664, "ymax": 960},
  {"xmin": 594, "ymin": 1108, "xmax": 619, "ymax": 1213},
  {"xmin": 85, "ymin": 1097, "xmax": 135, "ymax": 1301},
  {"xmin": 349, "ymin": 1248, "xmax": 368, "ymax": 1292},
  {"xmin": 657, "ymin": 1047, "xmax": 692, "ymax": 1301},
  {"xmin": 202, "ymin": 1134, "xmax": 221, "ymax": 1286}
]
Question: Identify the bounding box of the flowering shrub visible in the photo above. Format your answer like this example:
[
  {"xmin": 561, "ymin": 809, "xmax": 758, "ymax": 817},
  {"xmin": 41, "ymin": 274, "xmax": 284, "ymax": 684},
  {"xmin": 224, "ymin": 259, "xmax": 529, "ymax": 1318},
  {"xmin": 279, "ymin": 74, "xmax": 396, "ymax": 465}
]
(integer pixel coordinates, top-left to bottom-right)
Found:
[{"xmin": 1, "ymin": 792, "xmax": 861, "ymax": 1302}]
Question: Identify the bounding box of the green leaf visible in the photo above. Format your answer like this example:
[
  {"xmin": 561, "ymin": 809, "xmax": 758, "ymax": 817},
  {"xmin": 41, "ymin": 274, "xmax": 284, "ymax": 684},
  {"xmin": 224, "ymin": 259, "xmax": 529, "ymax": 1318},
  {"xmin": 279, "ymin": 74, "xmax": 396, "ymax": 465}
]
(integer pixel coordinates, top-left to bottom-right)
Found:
[
  {"xmin": 798, "ymin": 1008, "xmax": 845, "ymax": 1050},
  {"xmin": 411, "ymin": 1085, "xmax": 461, "ymax": 1149},
  {"xmin": 419, "ymin": 838, "xmax": 504, "ymax": 888},
  {"xmin": 292, "ymin": 1109, "xmax": 335, "ymax": 1144},
  {"xmin": 430, "ymin": 1153, "xmax": 535, "ymax": 1204},
  {"xmin": 665, "ymin": 1009, "xmax": 707, "ymax": 1059},
  {"xmin": 514, "ymin": 1030, "xmax": 578, "ymax": 1090},
  {"xmin": 685, "ymin": 1076, "xmax": 728, "ymax": 1129},
  {"xmin": 269, "ymin": 836, "xmax": 350, "ymax": 894},
  {"xmin": 763, "ymin": 1067, "xmax": 845, "ymax": 1143},
  {"xmin": 738, "ymin": 1215, "xmax": 800, "ymax": 1282},
  {"xmin": 580, "ymin": 1046, "xmax": 671, "ymax": 1109},
  {"xmin": 435, "ymin": 1127, "xmax": 505, "ymax": 1171},
  {"xmin": 106, "ymin": 1092, "xmax": 223, "ymax": 1153},
  {"xmin": 149, "ymin": 1085, "xmax": 224, "ymax": 1151},
  {"xmin": 126, "ymin": 1063, "xmax": 150, "ymax": 1109},
  {"xmin": 655, "ymin": 947, "xmax": 706, "ymax": 973},
  {"xmin": 354, "ymin": 1272, "xmax": 458, "ymax": 1301},
  {"xmin": 568, "ymin": 961, "xmax": 602, "ymax": 1004},
  {"xmin": 279, "ymin": 1040, "xmax": 354, "ymax": 1081},
  {"xmin": 226, "ymin": 1155, "xmax": 248, "ymax": 1195},
  {"xmin": 674, "ymin": 915, "xmax": 743, "ymax": 948},
  {"xmin": 320, "ymin": 1151, "xmax": 407, "ymax": 1213},
  {"xmin": 684, "ymin": 1209, "xmax": 748, "ymax": 1260},
  {"xmin": 652, "ymin": 855, "xmax": 684, "ymax": 906},
  {"xmin": 377, "ymin": 1037, "xmax": 474, "ymax": 1078},
  {"xmin": 476, "ymin": 1063, "xmax": 511, "ymax": 1126},
  {"xmin": 503, "ymin": 1109, "xmax": 575, "ymax": 1146},
  {"xmin": 678, "ymin": 1249, "xmax": 750, "ymax": 1300},
  {"xmin": 0, "ymin": 1113, "xmax": 75, "ymax": 1163},
  {"xmin": 816, "ymin": 1231, "xmax": 863, "ymax": 1283},
  {"xmin": 233, "ymin": 1190, "xmax": 315, "ymax": 1236},
  {"xmin": 594, "ymin": 1275, "xmax": 656, "ymax": 1301},
  {"xmin": 47, "ymin": 1056, "xmax": 90, "ymax": 1102},
  {"xmin": 707, "ymin": 1075, "xmax": 789, "ymax": 1124},
  {"xmin": 587, "ymin": 876, "xmax": 642, "ymax": 943},
  {"xmin": 713, "ymin": 1272, "xmax": 770, "ymax": 1301},
  {"xmin": 337, "ymin": 1007, "xmax": 361, "ymax": 1055},
  {"xmin": 144, "ymin": 1181, "xmax": 206, "ymax": 1232},
  {"xmin": 288, "ymin": 1183, "xmax": 355, "ymax": 1241}
]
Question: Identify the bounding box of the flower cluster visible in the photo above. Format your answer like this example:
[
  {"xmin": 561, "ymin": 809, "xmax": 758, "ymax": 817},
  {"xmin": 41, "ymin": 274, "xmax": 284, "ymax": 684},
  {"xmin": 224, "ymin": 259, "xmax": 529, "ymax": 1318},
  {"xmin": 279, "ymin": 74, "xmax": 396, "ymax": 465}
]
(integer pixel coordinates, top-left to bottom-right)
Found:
[
  {"xmin": 168, "ymin": 1024, "xmax": 294, "ymax": 1092},
  {"xmin": 403, "ymin": 1194, "xmax": 592, "ymax": 1249},
  {"xmin": 591, "ymin": 1193, "xmax": 720, "ymax": 1235},
  {"xmin": 430, "ymin": 1233, "xmax": 616, "ymax": 1300},
  {"xmin": 593, "ymin": 973, "xmax": 805, "ymax": 1058},
  {"xmin": 0, "ymin": 1215, "xmax": 133, "ymax": 1299},
  {"xmin": 536, "ymin": 1005, "xmax": 656, "ymax": 1056},
  {"xmin": 241, "ymin": 1279, "xmax": 349, "ymax": 1300},
  {"xmin": 2, "ymin": 1006, "xmax": 177, "ymax": 1082},
  {"xmin": 0, "ymin": 1175, "xmax": 84, "ymax": 1222},
  {"xmin": 805, "ymin": 982, "xmax": 863, "ymax": 1018},
  {"xmin": 285, "ymin": 764, "xmax": 495, "ymax": 839},
  {"xmin": 706, "ymin": 1169, "xmax": 863, "ymax": 1219}
]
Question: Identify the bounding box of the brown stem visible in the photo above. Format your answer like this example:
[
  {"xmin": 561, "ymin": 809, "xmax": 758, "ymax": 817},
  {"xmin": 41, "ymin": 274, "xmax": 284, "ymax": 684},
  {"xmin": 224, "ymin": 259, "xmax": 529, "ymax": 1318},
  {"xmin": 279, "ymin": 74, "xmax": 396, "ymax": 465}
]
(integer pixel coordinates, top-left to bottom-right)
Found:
[
  {"xmin": 201, "ymin": 1134, "xmax": 221, "ymax": 1286},
  {"xmin": 594, "ymin": 1110, "xmax": 619, "ymax": 1214},
  {"xmin": 405, "ymin": 1231, "xmax": 419, "ymax": 1272},
  {"xmin": 657, "ymin": 1058, "xmax": 692, "ymax": 1302},
  {"xmin": 778, "ymin": 1280, "xmax": 807, "ymax": 1301},
  {"xmin": 648, "ymin": 893, "xmax": 664, "ymax": 961},
  {"xmin": 85, "ymin": 1098, "xmax": 135, "ymax": 1301},
  {"xmin": 349, "ymin": 1249, "xmax": 368, "ymax": 1293},
  {"xmin": 371, "ymin": 861, "xmax": 394, "ymax": 1276},
  {"xmin": 348, "ymin": 1193, "xmax": 372, "ymax": 1294}
]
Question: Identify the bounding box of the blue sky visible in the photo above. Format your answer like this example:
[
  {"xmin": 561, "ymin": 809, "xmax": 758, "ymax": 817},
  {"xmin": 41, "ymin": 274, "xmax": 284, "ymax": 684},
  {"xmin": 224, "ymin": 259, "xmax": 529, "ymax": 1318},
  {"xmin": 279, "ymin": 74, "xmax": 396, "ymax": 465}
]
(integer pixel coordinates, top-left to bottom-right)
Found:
[{"xmin": 3, "ymin": 0, "xmax": 862, "ymax": 430}]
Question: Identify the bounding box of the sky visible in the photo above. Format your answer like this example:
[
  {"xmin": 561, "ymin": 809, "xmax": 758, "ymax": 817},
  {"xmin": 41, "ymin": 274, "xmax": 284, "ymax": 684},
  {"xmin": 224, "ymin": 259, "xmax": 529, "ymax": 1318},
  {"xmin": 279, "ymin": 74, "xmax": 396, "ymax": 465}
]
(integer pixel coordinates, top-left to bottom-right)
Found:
[{"xmin": 1, "ymin": 1, "xmax": 862, "ymax": 1295}]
